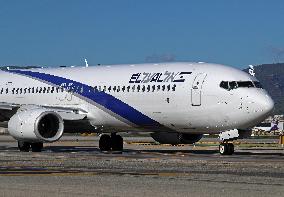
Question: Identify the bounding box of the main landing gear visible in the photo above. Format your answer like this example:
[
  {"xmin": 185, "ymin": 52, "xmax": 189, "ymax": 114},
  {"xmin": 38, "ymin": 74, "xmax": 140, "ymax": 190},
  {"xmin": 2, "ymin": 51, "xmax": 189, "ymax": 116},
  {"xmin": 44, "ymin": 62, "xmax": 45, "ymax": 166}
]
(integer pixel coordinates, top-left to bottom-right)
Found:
[
  {"xmin": 219, "ymin": 143, "xmax": 234, "ymax": 155},
  {"xmin": 18, "ymin": 141, "xmax": 43, "ymax": 152},
  {"xmin": 99, "ymin": 133, "xmax": 123, "ymax": 152}
]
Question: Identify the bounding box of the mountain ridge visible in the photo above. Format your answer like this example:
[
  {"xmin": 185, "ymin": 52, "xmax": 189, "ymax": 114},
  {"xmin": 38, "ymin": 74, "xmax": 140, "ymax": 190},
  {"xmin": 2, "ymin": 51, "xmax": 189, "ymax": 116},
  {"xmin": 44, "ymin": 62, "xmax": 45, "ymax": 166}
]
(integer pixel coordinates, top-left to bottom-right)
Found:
[{"xmin": 243, "ymin": 63, "xmax": 284, "ymax": 115}]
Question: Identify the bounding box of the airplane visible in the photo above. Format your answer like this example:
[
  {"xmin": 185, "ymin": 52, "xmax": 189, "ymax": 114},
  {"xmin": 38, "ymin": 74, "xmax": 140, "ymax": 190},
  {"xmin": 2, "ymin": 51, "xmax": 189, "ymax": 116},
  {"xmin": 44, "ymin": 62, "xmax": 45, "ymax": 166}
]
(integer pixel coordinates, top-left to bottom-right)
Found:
[{"xmin": 0, "ymin": 62, "xmax": 274, "ymax": 155}]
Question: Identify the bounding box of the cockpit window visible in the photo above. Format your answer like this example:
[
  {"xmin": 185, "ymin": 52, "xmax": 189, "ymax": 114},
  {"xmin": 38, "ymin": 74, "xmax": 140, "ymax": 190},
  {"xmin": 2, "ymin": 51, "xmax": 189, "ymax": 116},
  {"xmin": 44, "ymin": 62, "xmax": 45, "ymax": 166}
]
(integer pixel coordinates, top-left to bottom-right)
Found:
[
  {"xmin": 229, "ymin": 81, "xmax": 238, "ymax": 89},
  {"xmin": 220, "ymin": 80, "xmax": 263, "ymax": 90},
  {"xmin": 220, "ymin": 81, "xmax": 229, "ymax": 89},
  {"xmin": 237, "ymin": 81, "xmax": 254, "ymax": 88},
  {"xmin": 253, "ymin": 81, "xmax": 263, "ymax": 88}
]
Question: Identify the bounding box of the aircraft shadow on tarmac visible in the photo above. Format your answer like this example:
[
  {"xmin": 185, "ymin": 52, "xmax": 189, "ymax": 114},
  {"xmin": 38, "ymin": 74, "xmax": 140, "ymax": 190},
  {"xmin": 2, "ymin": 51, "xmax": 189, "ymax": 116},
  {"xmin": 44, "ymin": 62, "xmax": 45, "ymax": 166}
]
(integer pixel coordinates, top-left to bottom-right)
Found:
[
  {"xmin": 44, "ymin": 146, "xmax": 218, "ymax": 155},
  {"xmin": 128, "ymin": 149, "xmax": 284, "ymax": 157},
  {"xmin": 46, "ymin": 146, "xmax": 101, "ymax": 153},
  {"xmin": 233, "ymin": 150, "xmax": 284, "ymax": 156},
  {"xmin": 135, "ymin": 149, "xmax": 217, "ymax": 155},
  {"xmin": 0, "ymin": 146, "xmax": 283, "ymax": 157},
  {"xmin": 41, "ymin": 146, "xmax": 284, "ymax": 157}
]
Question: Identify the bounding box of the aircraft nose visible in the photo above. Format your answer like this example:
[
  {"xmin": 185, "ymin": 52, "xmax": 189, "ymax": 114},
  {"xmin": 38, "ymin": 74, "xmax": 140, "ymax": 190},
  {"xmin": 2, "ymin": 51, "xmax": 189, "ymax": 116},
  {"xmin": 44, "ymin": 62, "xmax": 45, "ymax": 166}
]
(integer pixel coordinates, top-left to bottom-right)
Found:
[{"xmin": 257, "ymin": 94, "xmax": 274, "ymax": 115}]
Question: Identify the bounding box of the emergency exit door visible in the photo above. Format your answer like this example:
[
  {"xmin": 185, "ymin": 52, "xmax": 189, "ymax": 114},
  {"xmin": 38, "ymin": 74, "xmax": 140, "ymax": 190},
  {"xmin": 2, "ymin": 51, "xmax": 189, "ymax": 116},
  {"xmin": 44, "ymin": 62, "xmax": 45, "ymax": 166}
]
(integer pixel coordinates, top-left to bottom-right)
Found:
[{"xmin": 191, "ymin": 73, "xmax": 207, "ymax": 106}]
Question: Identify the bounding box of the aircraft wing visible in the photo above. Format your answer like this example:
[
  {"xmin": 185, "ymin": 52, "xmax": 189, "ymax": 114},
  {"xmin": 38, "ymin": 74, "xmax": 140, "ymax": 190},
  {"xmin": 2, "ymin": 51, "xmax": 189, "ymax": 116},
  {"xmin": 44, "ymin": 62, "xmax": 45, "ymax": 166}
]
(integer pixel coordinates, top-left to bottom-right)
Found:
[
  {"xmin": 0, "ymin": 102, "xmax": 88, "ymax": 121},
  {"xmin": 0, "ymin": 102, "xmax": 19, "ymax": 110}
]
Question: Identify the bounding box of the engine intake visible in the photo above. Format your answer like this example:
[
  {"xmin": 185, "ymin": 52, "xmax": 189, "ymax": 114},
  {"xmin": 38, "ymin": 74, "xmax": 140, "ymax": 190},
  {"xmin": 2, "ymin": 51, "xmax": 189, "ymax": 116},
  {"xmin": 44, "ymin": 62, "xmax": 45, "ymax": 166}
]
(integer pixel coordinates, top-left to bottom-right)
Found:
[{"xmin": 8, "ymin": 107, "xmax": 64, "ymax": 142}]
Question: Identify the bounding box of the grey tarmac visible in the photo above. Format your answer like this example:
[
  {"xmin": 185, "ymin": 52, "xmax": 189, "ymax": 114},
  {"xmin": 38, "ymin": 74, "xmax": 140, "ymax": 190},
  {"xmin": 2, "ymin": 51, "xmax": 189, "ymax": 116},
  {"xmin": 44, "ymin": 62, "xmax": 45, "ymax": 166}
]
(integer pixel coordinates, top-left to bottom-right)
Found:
[{"xmin": 0, "ymin": 135, "xmax": 283, "ymax": 197}]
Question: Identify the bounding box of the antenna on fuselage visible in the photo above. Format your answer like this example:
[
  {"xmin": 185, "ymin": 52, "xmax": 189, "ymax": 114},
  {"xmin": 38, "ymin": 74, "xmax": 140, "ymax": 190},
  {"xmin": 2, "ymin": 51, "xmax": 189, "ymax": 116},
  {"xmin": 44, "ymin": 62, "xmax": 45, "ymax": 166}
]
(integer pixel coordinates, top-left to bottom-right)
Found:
[{"xmin": 84, "ymin": 58, "xmax": 89, "ymax": 67}]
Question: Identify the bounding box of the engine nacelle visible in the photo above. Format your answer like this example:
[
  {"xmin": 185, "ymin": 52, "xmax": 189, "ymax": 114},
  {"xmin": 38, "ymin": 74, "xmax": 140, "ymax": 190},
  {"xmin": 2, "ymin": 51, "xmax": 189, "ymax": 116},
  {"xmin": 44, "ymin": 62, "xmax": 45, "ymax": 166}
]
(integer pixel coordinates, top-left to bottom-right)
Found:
[
  {"xmin": 8, "ymin": 107, "xmax": 64, "ymax": 142},
  {"xmin": 151, "ymin": 132, "xmax": 203, "ymax": 145}
]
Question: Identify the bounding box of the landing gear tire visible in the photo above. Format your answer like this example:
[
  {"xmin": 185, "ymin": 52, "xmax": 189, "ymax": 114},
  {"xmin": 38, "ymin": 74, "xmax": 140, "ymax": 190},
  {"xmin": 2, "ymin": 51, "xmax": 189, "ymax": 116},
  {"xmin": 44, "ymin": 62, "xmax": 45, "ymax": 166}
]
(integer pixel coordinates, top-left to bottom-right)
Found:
[
  {"xmin": 99, "ymin": 134, "xmax": 111, "ymax": 151},
  {"xmin": 227, "ymin": 143, "xmax": 234, "ymax": 155},
  {"xmin": 31, "ymin": 142, "xmax": 43, "ymax": 152},
  {"xmin": 219, "ymin": 143, "xmax": 234, "ymax": 155},
  {"xmin": 18, "ymin": 141, "xmax": 31, "ymax": 152},
  {"xmin": 111, "ymin": 134, "xmax": 123, "ymax": 152}
]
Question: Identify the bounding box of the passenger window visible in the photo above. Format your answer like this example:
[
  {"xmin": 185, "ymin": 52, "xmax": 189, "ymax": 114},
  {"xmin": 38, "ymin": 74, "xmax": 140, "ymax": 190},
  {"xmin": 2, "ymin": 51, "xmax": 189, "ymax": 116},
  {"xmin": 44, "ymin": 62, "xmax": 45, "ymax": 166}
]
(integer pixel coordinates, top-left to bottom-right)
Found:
[
  {"xmin": 172, "ymin": 84, "xmax": 176, "ymax": 91},
  {"xmin": 147, "ymin": 85, "xmax": 151, "ymax": 92},
  {"xmin": 167, "ymin": 85, "xmax": 171, "ymax": 91},
  {"xmin": 142, "ymin": 85, "xmax": 145, "ymax": 92},
  {"xmin": 157, "ymin": 85, "xmax": 160, "ymax": 91},
  {"xmin": 152, "ymin": 85, "xmax": 155, "ymax": 92},
  {"xmin": 162, "ymin": 85, "xmax": 166, "ymax": 91},
  {"xmin": 127, "ymin": 86, "xmax": 130, "ymax": 92},
  {"xmin": 132, "ymin": 85, "xmax": 135, "ymax": 92},
  {"xmin": 137, "ymin": 85, "xmax": 140, "ymax": 92},
  {"xmin": 94, "ymin": 86, "xmax": 98, "ymax": 92}
]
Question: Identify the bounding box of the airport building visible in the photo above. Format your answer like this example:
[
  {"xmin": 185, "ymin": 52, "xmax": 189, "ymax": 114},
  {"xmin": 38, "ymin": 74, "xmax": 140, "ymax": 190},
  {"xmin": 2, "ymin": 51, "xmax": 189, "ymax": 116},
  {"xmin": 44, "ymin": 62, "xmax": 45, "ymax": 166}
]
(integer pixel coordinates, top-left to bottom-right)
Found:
[{"xmin": 252, "ymin": 115, "xmax": 284, "ymax": 136}]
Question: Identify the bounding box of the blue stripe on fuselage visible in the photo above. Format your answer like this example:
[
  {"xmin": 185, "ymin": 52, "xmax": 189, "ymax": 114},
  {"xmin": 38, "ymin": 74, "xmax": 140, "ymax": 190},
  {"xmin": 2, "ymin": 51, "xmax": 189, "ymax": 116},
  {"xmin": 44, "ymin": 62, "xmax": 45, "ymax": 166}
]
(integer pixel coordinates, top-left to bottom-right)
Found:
[{"xmin": 7, "ymin": 69, "xmax": 161, "ymax": 127}]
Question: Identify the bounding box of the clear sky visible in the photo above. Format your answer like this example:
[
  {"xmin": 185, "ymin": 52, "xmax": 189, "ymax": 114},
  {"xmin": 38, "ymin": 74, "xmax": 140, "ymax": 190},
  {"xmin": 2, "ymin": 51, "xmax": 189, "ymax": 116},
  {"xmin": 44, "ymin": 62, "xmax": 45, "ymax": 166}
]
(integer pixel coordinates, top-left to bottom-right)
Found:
[{"xmin": 0, "ymin": 0, "xmax": 284, "ymax": 68}]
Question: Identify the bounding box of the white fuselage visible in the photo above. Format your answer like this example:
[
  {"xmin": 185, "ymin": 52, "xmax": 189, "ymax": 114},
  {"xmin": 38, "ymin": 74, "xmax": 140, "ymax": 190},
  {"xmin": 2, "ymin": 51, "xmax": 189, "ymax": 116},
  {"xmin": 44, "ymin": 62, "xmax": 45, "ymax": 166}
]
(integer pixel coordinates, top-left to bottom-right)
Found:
[{"xmin": 0, "ymin": 62, "xmax": 274, "ymax": 134}]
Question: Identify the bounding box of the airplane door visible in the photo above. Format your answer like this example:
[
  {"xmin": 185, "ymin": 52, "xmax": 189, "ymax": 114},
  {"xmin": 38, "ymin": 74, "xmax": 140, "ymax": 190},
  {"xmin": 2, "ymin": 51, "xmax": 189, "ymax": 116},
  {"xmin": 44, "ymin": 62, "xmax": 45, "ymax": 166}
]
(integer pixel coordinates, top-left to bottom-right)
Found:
[
  {"xmin": 191, "ymin": 73, "xmax": 207, "ymax": 106},
  {"xmin": 56, "ymin": 83, "xmax": 73, "ymax": 103}
]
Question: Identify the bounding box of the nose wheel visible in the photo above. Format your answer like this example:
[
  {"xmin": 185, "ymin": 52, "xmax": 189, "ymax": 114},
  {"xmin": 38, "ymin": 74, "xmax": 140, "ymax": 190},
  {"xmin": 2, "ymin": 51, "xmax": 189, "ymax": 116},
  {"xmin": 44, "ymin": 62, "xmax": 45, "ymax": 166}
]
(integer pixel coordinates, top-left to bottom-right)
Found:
[
  {"xmin": 99, "ymin": 133, "xmax": 123, "ymax": 152},
  {"xmin": 219, "ymin": 143, "xmax": 234, "ymax": 155}
]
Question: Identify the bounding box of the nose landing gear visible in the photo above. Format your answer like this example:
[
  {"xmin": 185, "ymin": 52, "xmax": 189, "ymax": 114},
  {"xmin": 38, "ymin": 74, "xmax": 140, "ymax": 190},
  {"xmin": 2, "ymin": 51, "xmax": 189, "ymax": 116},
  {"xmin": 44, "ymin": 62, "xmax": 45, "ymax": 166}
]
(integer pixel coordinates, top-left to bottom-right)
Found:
[
  {"xmin": 99, "ymin": 133, "xmax": 123, "ymax": 152},
  {"xmin": 219, "ymin": 143, "xmax": 234, "ymax": 155}
]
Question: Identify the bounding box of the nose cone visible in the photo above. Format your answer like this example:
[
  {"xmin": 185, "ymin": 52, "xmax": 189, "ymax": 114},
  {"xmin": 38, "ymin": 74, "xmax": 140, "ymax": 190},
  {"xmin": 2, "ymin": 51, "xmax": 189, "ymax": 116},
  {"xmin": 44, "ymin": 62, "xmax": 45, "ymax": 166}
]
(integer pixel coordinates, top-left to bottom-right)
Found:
[
  {"xmin": 258, "ymin": 94, "xmax": 274, "ymax": 116},
  {"xmin": 237, "ymin": 89, "xmax": 275, "ymax": 129}
]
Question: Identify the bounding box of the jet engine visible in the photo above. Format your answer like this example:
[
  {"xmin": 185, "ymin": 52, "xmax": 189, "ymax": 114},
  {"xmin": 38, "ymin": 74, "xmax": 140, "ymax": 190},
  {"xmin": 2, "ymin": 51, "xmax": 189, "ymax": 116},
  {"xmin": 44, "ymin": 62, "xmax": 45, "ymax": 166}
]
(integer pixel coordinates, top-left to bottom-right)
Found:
[
  {"xmin": 151, "ymin": 132, "xmax": 203, "ymax": 145},
  {"xmin": 8, "ymin": 107, "xmax": 64, "ymax": 142}
]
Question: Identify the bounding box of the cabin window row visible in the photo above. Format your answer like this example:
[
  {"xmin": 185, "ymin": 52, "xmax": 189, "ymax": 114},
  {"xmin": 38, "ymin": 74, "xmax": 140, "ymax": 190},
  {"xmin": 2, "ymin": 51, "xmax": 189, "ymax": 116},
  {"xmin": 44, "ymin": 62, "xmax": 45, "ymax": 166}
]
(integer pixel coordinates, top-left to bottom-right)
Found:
[
  {"xmin": 0, "ymin": 87, "xmax": 65, "ymax": 94},
  {"xmin": 0, "ymin": 84, "xmax": 177, "ymax": 95},
  {"xmin": 93, "ymin": 84, "xmax": 177, "ymax": 93}
]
